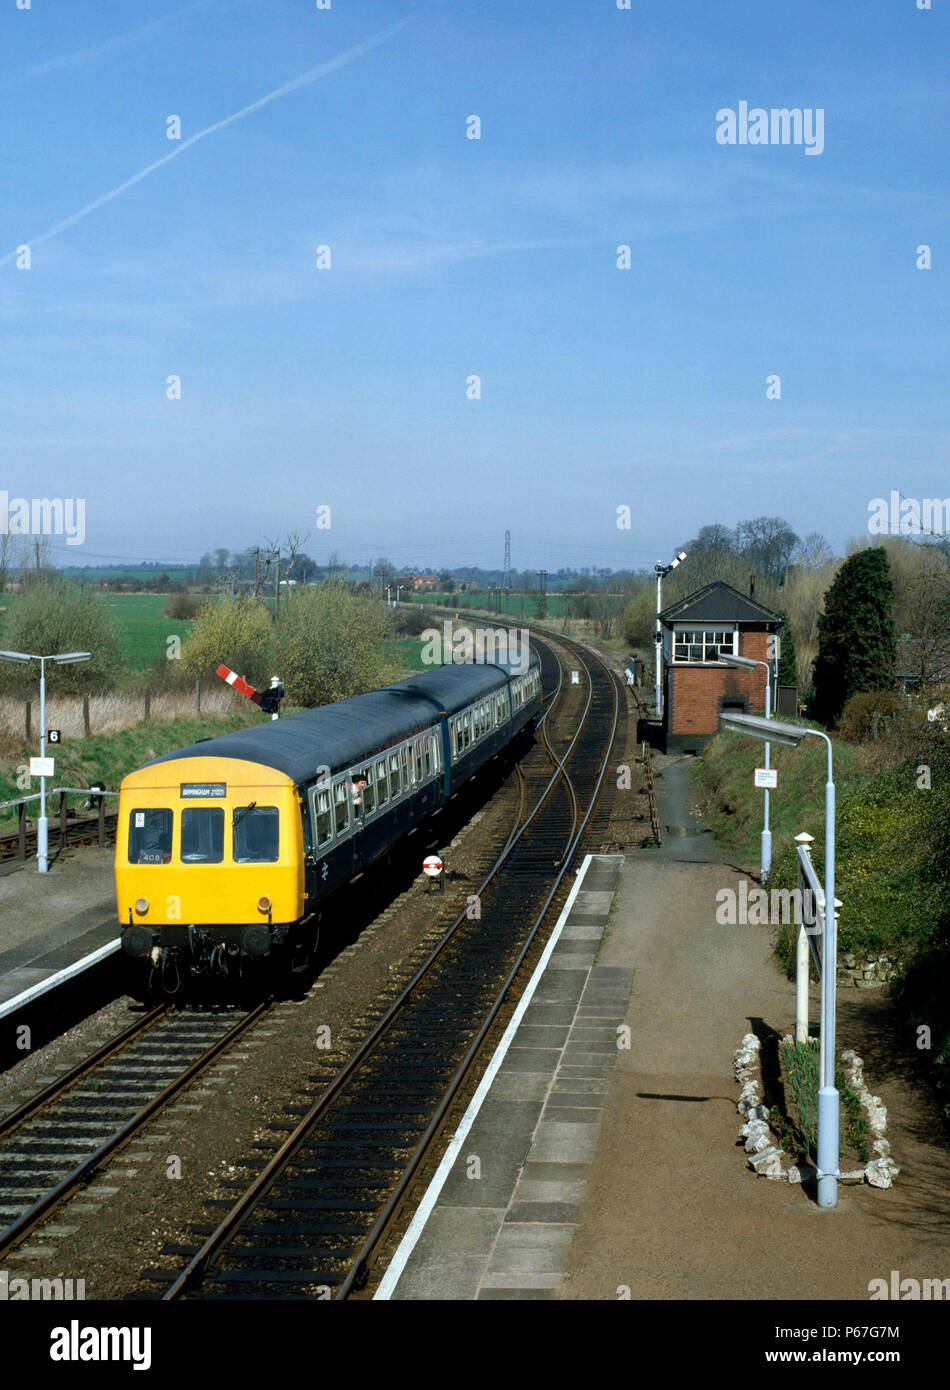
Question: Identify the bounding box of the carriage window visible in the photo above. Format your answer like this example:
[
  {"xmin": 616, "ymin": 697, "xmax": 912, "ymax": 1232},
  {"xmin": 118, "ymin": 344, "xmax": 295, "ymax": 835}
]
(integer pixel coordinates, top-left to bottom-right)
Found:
[
  {"xmin": 390, "ymin": 749, "xmax": 402, "ymax": 797},
  {"xmin": 314, "ymin": 788, "xmax": 333, "ymax": 846},
  {"xmin": 180, "ymin": 807, "xmax": 223, "ymax": 863},
  {"xmin": 414, "ymin": 738, "xmax": 425, "ymax": 781},
  {"xmin": 362, "ymin": 765, "xmax": 376, "ymax": 816},
  {"xmin": 233, "ymin": 806, "xmax": 279, "ymax": 863},
  {"xmin": 333, "ymin": 781, "xmax": 350, "ymax": 834},
  {"xmin": 401, "ymin": 744, "xmax": 410, "ymax": 787},
  {"xmin": 424, "ymin": 736, "xmax": 433, "ymax": 777},
  {"xmin": 129, "ymin": 808, "xmax": 172, "ymax": 865},
  {"xmin": 376, "ymin": 758, "xmax": 389, "ymax": 804}
]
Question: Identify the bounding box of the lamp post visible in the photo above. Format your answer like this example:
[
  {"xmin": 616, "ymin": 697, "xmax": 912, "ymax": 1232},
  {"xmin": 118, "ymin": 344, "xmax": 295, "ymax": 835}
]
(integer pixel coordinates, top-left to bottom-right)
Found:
[
  {"xmin": 719, "ymin": 654, "xmax": 772, "ymax": 880},
  {"xmin": 654, "ymin": 550, "xmax": 687, "ymax": 718},
  {"xmin": 0, "ymin": 649, "xmax": 92, "ymax": 873},
  {"xmin": 719, "ymin": 710, "xmax": 838, "ymax": 1208}
]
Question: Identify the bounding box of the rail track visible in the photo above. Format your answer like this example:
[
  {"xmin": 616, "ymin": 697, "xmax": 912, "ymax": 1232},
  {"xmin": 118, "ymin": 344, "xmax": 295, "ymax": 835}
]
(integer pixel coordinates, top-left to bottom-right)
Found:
[
  {"xmin": 144, "ymin": 631, "xmax": 621, "ymax": 1300},
  {"xmin": 0, "ymin": 1002, "xmax": 269, "ymax": 1260}
]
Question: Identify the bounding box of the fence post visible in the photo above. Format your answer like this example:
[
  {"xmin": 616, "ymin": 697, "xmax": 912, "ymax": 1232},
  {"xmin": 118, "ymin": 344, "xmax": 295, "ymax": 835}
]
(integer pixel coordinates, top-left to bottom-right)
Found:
[
  {"xmin": 98, "ymin": 795, "xmax": 106, "ymax": 847},
  {"xmin": 144, "ymin": 690, "xmax": 151, "ymax": 722},
  {"xmin": 25, "ymin": 700, "xmax": 31, "ymax": 740},
  {"xmin": 17, "ymin": 801, "xmax": 26, "ymax": 860},
  {"xmin": 82, "ymin": 695, "xmax": 90, "ymax": 736},
  {"xmin": 195, "ymin": 679, "xmax": 201, "ymax": 715},
  {"xmin": 59, "ymin": 790, "xmax": 68, "ymax": 849}
]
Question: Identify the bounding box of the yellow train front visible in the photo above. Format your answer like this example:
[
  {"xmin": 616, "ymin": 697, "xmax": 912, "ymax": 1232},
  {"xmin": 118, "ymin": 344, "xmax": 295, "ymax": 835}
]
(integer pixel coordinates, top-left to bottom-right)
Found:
[{"xmin": 116, "ymin": 756, "xmax": 306, "ymax": 990}]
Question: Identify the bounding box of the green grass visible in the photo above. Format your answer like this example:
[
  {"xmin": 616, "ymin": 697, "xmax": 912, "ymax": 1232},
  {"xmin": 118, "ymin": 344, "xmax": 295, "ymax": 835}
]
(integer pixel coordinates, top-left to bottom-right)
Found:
[
  {"xmin": 102, "ymin": 594, "xmax": 197, "ymax": 670},
  {"xmin": 695, "ymin": 726, "xmax": 942, "ymax": 969}
]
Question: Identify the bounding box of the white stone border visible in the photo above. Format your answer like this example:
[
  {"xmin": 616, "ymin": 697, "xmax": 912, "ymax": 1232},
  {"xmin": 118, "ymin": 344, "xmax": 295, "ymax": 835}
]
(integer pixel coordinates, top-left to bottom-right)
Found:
[{"xmin": 733, "ymin": 1033, "xmax": 900, "ymax": 1187}]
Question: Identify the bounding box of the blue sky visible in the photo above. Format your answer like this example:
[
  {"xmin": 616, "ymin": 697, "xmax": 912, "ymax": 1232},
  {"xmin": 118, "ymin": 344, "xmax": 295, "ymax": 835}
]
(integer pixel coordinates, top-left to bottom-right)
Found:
[{"xmin": 2, "ymin": 0, "xmax": 948, "ymax": 573}]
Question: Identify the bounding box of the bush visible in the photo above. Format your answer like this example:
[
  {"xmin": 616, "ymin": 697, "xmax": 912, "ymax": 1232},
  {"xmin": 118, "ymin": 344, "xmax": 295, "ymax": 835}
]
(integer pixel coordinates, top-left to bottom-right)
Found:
[
  {"xmin": 837, "ymin": 689, "xmax": 902, "ymax": 743},
  {"xmin": 162, "ymin": 590, "xmax": 201, "ymax": 620},
  {"xmin": 0, "ymin": 580, "xmax": 123, "ymax": 694},
  {"xmin": 179, "ymin": 596, "xmax": 275, "ymax": 689},
  {"xmin": 393, "ymin": 605, "xmax": 431, "ymax": 637},
  {"xmin": 275, "ymin": 581, "xmax": 396, "ymax": 707}
]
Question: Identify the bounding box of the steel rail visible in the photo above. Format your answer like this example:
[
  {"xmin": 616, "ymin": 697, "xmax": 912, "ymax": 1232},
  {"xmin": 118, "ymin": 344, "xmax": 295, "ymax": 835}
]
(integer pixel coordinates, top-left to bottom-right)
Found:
[{"xmin": 0, "ymin": 999, "xmax": 271, "ymax": 1259}]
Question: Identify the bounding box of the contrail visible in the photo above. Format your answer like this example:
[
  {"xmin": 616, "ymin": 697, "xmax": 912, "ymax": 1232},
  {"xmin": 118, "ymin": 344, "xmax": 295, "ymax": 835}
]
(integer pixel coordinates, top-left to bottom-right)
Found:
[{"xmin": 2, "ymin": 14, "xmax": 412, "ymax": 268}]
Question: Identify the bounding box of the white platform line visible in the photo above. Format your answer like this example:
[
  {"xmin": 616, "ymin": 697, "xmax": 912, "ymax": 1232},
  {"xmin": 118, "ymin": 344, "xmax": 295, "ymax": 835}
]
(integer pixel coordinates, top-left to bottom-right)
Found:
[
  {"xmin": 374, "ymin": 852, "xmax": 598, "ymax": 1301},
  {"xmin": 0, "ymin": 939, "xmax": 120, "ymax": 1021}
]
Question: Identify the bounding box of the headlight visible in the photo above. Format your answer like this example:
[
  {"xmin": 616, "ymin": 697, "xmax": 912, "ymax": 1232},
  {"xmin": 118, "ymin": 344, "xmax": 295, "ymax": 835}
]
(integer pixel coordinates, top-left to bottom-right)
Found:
[
  {"xmin": 257, "ymin": 895, "xmax": 272, "ymax": 913},
  {"xmin": 135, "ymin": 897, "xmax": 149, "ymax": 915}
]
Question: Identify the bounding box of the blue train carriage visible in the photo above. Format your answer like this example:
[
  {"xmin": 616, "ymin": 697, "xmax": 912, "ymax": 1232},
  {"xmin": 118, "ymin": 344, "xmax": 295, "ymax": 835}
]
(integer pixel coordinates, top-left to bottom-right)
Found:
[{"xmin": 116, "ymin": 651, "xmax": 541, "ymax": 978}]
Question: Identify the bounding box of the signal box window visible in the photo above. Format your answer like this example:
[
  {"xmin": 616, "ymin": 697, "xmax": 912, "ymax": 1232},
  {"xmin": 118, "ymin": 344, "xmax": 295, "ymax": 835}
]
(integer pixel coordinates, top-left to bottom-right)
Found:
[
  {"xmin": 233, "ymin": 806, "xmax": 279, "ymax": 863},
  {"xmin": 129, "ymin": 808, "xmax": 172, "ymax": 864},
  {"xmin": 180, "ymin": 807, "xmax": 224, "ymax": 863}
]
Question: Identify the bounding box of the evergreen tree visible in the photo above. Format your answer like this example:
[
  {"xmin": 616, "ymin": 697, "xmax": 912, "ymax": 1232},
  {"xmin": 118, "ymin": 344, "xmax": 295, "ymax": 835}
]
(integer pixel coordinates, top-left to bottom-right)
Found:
[
  {"xmin": 812, "ymin": 548, "xmax": 896, "ymax": 727},
  {"xmin": 775, "ymin": 611, "xmax": 797, "ymax": 688}
]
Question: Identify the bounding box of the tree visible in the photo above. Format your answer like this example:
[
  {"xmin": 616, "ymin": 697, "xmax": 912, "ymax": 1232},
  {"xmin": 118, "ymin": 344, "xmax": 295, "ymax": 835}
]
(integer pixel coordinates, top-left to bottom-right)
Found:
[
  {"xmin": 737, "ymin": 516, "xmax": 800, "ymax": 586},
  {"xmin": 274, "ymin": 580, "xmax": 396, "ymax": 707},
  {"xmin": 812, "ymin": 547, "xmax": 896, "ymax": 727},
  {"xmin": 774, "ymin": 611, "xmax": 797, "ymax": 688},
  {"xmin": 179, "ymin": 596, "xmax": 275, "ymax": 689},
  {"xmin": 0, "ymin": 579, "xmax": 123, "ymax": 695}
]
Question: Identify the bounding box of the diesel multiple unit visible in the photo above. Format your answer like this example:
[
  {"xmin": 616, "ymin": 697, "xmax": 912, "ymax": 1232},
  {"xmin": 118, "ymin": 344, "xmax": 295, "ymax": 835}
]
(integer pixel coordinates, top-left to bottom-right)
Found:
[{"xmin": 116, "ymin": 654, "xmax": 541, "ymax": 985}]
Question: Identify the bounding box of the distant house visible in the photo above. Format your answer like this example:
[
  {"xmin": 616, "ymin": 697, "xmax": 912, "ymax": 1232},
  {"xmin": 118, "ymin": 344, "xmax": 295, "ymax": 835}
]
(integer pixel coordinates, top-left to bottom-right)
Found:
[
  {"xmin": 658, "ymin": 581, "xmax": 783, "ymax": 753},
  {"xmin": 408, "ymin": 573, "xmax": 437, "ymax": 592}
]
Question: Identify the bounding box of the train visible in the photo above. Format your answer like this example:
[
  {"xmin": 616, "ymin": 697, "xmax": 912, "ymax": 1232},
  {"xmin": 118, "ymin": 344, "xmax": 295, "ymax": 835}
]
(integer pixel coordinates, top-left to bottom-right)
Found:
[{"xmin": 115, "ymin": 651, "xmax": 542, "ymax": 989}]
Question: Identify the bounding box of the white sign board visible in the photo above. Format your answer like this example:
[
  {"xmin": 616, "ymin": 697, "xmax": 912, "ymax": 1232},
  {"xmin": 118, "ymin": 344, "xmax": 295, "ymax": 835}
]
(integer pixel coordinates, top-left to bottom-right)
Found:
[
  {"xmin": 30, "ymin": 756, "xmax": 55, "ymax": 778},
  {"xmin": 754, "ymin": 767, "xmax": 777, "ymax": 789},
  {"xmin": 571, "ymin": 670, "xmax": 580, "ymax": 685}
]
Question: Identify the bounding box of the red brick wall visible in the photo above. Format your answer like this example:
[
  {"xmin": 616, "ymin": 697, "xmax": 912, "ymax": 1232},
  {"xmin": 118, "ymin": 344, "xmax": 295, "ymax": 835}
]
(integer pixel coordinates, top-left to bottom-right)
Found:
[{"xmin": 667, "ymin": 627, "xmax": 771, "ymax": 737}]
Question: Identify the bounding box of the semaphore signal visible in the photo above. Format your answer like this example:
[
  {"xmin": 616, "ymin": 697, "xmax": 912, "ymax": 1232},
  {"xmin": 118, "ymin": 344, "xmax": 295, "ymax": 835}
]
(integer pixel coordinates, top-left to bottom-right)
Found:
[{"xmin": 216, "ymin": 664, "xmax": 284, "ymax": 717}]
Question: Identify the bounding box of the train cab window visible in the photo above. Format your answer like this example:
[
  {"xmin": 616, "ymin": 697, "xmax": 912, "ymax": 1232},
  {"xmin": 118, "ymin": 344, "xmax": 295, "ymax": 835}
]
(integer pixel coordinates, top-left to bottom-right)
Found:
[
  {"xmin": 333, "ymin": 781, "xmax": 350, "ymax": 835},
  {"xmin": 314, "ymin": 788, "xmax": 333, "ymax": 846},
  {"xmin": 362, "ymin": 765, "xmax": 376, "ymax": 816},
  {"xmin": 180, "ymin": 807, "xmax": 224, "ymax": 863},
  {"xmin": 375, "ymin": 758, "xmax": 389, "ymax": 805},
  {"xmin": 233, "ymin": 806, "xmax": 279, "ymax": 863},
  {"xmin": 129, "ymin": 808, "xmax": 172, "ymax": 865},
  {"xmin": 389, "ymin": 750, "xmax": 402, "ymax": 797}
]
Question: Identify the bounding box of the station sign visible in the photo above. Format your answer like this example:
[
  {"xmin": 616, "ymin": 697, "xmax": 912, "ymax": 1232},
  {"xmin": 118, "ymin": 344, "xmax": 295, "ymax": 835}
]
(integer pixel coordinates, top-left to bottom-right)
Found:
[
  {"xmin": 30, "ymin": 756, "xmax": 55, "ymax": 777},
  {"xmin": 754, "ymin": 768, "xmax": 778, "ymax": 789}
]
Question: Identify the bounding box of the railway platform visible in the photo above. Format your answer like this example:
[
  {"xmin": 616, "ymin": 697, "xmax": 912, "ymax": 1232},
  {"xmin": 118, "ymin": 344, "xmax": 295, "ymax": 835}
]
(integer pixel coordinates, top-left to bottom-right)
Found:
[
  {"xmin": 0, "ymin": 847, "xmax": 117, "ymax": 1014},
  {"xmin": 382, "ymin": 755, "xmax": 950, "ymax": 1302}
]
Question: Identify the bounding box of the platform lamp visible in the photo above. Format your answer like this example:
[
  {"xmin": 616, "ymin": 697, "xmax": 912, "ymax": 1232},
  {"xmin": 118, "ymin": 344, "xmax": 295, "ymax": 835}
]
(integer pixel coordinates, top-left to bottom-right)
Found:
[
  {"xmin": 0, "ymin": 650, "xmax": 92, "ymax": 874},
  {"xmin": 654, "ymin": 550, "xmax": 687, "ymax": 718},
  {"xmin": 718, "ymin": 710, "xmax": 839, "ymax": 1209},
  {"xmin": 718, "ymin": 654, "xmax": 772, "ymax": 880}
]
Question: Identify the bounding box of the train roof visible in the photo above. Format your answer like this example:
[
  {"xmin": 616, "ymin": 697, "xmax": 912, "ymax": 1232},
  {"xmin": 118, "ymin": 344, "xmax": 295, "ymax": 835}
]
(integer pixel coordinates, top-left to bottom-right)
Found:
[{"xmin": 142, "ymin": 656, "xmax": 537, "ymax": 784}]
